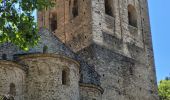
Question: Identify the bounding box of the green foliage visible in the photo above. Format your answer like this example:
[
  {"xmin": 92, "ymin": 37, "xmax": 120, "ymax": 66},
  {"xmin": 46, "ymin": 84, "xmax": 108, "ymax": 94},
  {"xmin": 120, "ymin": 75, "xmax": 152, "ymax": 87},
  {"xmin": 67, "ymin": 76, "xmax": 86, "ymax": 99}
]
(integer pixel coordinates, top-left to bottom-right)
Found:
[
  {"xmin": 158, "ymin": 77, "xmax": 170, "ymax": 100},
  {"xmin": 0, "ymin": 0, "xmax": 54, "ymax": 50},
  {"xmin": 165, "ymin": 77, "xmax": 170, "ymax": 80}
]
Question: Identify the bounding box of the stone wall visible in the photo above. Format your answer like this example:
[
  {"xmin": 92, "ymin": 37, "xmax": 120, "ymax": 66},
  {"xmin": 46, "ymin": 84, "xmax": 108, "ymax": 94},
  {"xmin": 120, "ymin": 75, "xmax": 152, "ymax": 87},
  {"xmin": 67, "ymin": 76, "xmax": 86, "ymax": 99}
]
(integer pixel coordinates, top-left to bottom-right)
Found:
[
  {"xmin": 77, "ymin": 55, "xmax": 101, "ymax": 86},
  {"xmin": 77, "ymin": 43, "xmax": 158, "ymax": 100},
  {"xmin": 18, "ymin": 54, "xmax": 80, "ymax": 100},
  {"xmin": 37, "ymin": 0, "xmax": 159, "ymax": 99},
  {"xmin": 0, "ymin": 28, "xmax": 76, "ymax": 61},
  {"xmin": 80, "ymin": 83, "xmax": 103, "ymax": 100},
  {"xmin": 76, "ymin": 0, "xmax": 159, "ymax": 99},
  {"xmin": 0, "ymin": 43, "xmax": 21, "ymax": 60},
  {"xmin": 38, "ymin": 0, "xmax": 93, "ymax": 52},
  {"xmin": 0, "ymin": 27, "xmax": 103, "ymax": 100},
  {"xmin": 0, "ymin": 61, "xmax": 26, "ymax": 100}
]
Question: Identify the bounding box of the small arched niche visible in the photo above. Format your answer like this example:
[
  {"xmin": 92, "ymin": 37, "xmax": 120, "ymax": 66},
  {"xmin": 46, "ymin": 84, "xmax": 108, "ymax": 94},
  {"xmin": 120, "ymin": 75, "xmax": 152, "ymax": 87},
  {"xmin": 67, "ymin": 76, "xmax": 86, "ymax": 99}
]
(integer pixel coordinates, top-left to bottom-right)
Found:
[{"xmin": 128, "ymin": 5, "xmax": 137, "ymax": 27}]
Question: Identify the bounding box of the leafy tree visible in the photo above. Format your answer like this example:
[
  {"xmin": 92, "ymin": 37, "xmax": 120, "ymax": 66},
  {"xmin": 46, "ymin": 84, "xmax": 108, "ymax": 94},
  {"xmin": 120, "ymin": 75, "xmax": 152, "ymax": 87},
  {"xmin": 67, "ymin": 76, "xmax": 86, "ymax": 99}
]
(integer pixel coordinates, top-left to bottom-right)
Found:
[
  {"xmin": 0, "ymin": 0, "xmax": 54, "ymax": 50},
  {"xmin": 158, "ymin": 76, "xmax": 170, "ymax": 100}
]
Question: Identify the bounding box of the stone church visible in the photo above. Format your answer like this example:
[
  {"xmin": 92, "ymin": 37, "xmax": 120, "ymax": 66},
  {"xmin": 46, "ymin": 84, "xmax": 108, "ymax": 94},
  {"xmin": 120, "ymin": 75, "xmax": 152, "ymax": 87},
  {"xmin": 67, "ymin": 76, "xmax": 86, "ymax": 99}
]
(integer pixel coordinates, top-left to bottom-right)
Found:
[{"xmin": 0, "ymin": 0, "xmax": 159, "ymax": 100}]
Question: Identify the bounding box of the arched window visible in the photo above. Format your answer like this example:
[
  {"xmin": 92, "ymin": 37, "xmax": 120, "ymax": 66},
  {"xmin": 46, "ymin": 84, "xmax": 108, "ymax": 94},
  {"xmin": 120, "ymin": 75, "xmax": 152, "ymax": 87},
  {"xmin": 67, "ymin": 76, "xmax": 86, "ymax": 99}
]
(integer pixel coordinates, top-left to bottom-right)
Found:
[
  {"xmin": 9, "ymin": 83, "xmax": 16, "ymax": 96},
  {"xmin": 128, "ymin": 5, "xmax": 137, "ymax": 27},
  {"xmin": 72, "ymin": 0, "xmax": 78, "ymax": 18},
  {"xmin": 50, "ymin": 13, "xmax": 57, "ymax": 32},
  {"xmin": 2, "ymin": 54, "xmax": 7, "ymax": 60},
  {"xmin": 104, "ymin": 0, "xmax": 113, "ymax": 17},
  {"xmin": 62, "ymin": 69, "xmax": 68, "ymax": 85}
]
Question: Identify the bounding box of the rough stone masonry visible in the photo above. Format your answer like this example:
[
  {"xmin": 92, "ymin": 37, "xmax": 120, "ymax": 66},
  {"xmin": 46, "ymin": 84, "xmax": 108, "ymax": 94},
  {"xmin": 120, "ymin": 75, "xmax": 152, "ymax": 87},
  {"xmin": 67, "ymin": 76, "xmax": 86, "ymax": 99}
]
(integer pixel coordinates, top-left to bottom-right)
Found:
[{"xmin": 0, "ymin": 0, "xmax": 159, "ymax": 100}]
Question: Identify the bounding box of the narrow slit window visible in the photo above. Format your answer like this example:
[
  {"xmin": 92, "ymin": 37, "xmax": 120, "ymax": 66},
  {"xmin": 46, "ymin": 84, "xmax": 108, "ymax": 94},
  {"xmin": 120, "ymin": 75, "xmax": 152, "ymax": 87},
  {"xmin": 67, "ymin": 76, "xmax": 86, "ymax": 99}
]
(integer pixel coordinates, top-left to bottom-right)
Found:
[
  {"xmin": 9, "ymin": 83, "xmax": 16, "ymax": 96},
  {"xmin": 50, "ymin": 13, "xmax": 57, "ymax": 32},
  {"xmin": 105, "ymin": 0, "xmax": 113, "ymax": 17},
  {"xmin": 62, "ymin": 69, "xmax": 68, "ymax": 85},
  {"xmin": 128, "ymin": 5, "xmax": 137, "ymax": 27},
  {"xmin": 72, "ymin": 0, "xmax": 78, "ymax": 18},
  {"xmin": 129, "ymin": 66, "xmax": 133, "ymax": 75}
]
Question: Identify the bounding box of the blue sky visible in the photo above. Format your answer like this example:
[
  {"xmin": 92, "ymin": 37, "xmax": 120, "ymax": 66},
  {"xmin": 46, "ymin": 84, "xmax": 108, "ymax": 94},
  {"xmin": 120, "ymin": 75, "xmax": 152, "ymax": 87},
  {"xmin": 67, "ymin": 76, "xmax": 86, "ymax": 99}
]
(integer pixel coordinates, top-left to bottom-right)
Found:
[{"xmin": 148, "ymin": 0, "xmax": 170, "ymax": 82}]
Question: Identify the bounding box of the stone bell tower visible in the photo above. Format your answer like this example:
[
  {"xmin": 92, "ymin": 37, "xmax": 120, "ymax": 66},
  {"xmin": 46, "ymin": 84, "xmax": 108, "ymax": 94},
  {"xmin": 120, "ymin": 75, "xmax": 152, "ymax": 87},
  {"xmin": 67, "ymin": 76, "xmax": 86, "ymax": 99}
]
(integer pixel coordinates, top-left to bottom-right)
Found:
[{"xmin": 38, "ymin": 0, "xmax": 159, "ymax": 100}]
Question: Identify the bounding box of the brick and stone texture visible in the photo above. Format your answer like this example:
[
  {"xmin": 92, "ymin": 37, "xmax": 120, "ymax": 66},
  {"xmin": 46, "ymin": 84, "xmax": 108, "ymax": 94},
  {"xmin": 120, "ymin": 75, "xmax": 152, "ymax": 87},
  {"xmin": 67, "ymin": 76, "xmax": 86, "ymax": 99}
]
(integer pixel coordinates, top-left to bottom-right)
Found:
[
  {"xmin": 38, "ymin": 0, "xmax": 159, "ymax": 100},
  {"xmin": 0, "ymin": 0, "xmax": 158, "ymax": 99},
  {"xmin": 0, "ymin": 61, "xmax": 26, "ymax": 100},
  {"xmin": 38, "ymin": 0, "xmax": 93, "ymax": 52},
  {"xmin": 0, "ymin": 28, "xmax": 103, "ymax": 100},
  {"xmin": 80, "ymin": 83, "xmax": 103, "ymax": 100},
  {"xmin": 18, "ymin": 54, "xmax": 80, "ymax": 100}
]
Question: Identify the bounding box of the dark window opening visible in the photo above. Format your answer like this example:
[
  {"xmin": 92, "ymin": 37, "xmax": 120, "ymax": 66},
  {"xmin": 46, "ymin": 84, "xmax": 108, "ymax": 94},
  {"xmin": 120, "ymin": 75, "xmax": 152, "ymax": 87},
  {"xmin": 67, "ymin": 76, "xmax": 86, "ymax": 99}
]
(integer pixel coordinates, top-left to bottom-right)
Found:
[
  {"xmin": 128, "ymin": 5, "xmax": 137, "ymax": 27},
  {"xmin": 62, "ymin": 69, "xmax": 68, "ymax": 85},
  {"xmin": 128, "ymin": 11, "xmax": 131, "ymax": 23},
  {"xmin": 43, "ymin": 45, "xmax": 48, "ymax": 53},
  {"xmin": 2, "ymin": 54, "xmax": 7, "ymax": 60},
  {"xmin": 9, "ymin": 83, "xmax": 16, "ymax": 96},
  {"xmin": 149, "ymin": 90, "xmax": 153, "ymax": 94},
  {"xmin": 105, "ymin": 0, "xmax": 113, "ymax": 17},
  {"xmin": 69, "ymin": 0, "xmax": 72, "ymax": 20},
  {"xmin": 69, "ymin": 0, "xmax": 71, "ymax": 7},
  {"xmin": 72, "ymin": 0, "xmax": 78, "ymax": 18},
  {"xmin": 129, "ymin": 67, "xmax": 133, "ymax": 75},
  {"xmin": 50, "ymin": 14, "xmax": 57, "ymax": 32},
  {"xmin": 139, "ymin": 87, "xmax": 142, "ymax": 91}
]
